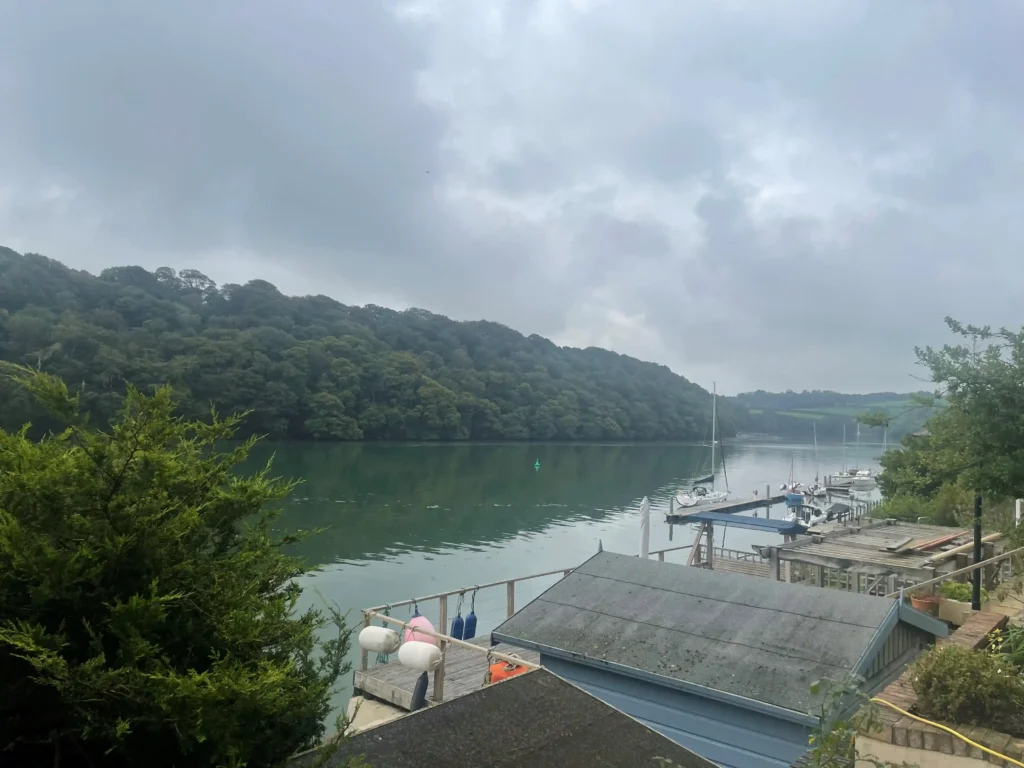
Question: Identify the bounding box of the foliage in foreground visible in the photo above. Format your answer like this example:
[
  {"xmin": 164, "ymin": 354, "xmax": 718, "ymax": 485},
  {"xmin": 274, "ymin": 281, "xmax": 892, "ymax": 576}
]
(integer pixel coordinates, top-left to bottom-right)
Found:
[
  {"xmin": 0, "ymin": 367, "xmax": 349, "ymax": 767},
  {"xmin": 800, "ymin": 677, "xmax": 916, "ymax": 768},
  {"xmin": 990, "ymin": 624, "xmax": 1024, "ymax": 671}
]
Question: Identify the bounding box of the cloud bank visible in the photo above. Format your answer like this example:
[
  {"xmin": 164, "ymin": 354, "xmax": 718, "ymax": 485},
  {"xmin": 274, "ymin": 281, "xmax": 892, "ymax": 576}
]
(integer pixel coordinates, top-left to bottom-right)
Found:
[{"xmin": 2, "ymin": 0, "xmax": 1022, "ymax": 392}]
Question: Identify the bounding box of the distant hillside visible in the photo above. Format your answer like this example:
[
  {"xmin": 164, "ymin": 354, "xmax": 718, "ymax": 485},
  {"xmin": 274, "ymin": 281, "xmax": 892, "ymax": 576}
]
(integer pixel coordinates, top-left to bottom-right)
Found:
[
  {"xmin": 0, "ymin": 247, "xmax": 737, "ymax": 441},
  {"xmin": 731, "ymin": 389, "xmax": 940, "ymax": 442}
]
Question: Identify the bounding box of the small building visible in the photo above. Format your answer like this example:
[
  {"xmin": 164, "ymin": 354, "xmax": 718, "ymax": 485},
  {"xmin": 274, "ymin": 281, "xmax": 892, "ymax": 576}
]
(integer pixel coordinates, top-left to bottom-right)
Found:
[
  {"xmin": 761, "ymin": 519, "xmax": 1004, "ymax": 594},
  {"xmin": 492, "ymin": 551, "xmax": 948, "ymax": 768},
  {"xmin": 298, "ymin": 668, "xmax": 716, "ymax": 768}
]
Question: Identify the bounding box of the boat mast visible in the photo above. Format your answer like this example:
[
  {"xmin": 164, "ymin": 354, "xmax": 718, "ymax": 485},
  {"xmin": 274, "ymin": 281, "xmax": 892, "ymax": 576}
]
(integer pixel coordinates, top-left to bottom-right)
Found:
[
  {"xmin": 856, "ymin": 422, "xmax": 861, "ymax": 469},
  {"xmin": 842, "ymin": 424, "xmax": 847, "ymax": 472},
  {"xmin": 813, "ymin": 421, "xmax": 820, "ymax": 484},
  {"xmin": 710, "ymin": 383, "xmax": 716, "ymax": 490}
]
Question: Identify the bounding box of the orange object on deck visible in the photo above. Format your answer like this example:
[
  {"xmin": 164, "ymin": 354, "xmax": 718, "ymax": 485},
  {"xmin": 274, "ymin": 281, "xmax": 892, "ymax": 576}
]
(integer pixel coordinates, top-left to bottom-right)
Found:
[
  {"xmin": 912, "ymin": 530, "xmax": 969, "ymax": 552},
  {"xmin": 488, "ymin": 659, "xmax": 529, "ymax": 683}
]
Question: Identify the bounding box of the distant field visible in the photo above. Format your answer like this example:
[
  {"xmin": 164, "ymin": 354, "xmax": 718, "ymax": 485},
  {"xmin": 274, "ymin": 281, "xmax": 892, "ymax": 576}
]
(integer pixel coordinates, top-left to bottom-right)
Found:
[
  {"xmin": 736, "ymin": 393, "xmax": 940, "ymax": 441},
  {"xmin": 764, "ymin": 400, "xmax": 919, "ymax": 420},
  {"xmin": 774, "ymin": 410, "xmax": 826, "ymax": 419}
]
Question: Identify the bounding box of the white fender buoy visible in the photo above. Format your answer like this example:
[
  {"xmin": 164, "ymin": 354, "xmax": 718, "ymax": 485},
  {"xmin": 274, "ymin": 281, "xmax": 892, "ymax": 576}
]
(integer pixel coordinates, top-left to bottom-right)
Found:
[
  {"xmin": 358, "ymin": 626, "xmax": 401, "ymax": 655},
  {"xmin": 398, "ymin": 640, "xmax": 442, "ymax": 672}
]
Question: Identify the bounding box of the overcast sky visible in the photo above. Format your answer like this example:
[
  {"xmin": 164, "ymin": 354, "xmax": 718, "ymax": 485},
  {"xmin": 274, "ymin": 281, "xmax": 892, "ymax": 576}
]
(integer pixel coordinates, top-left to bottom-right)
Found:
[{"xmin": 2, "ymin": 1, "xmax": 1022, "ymax": 394}]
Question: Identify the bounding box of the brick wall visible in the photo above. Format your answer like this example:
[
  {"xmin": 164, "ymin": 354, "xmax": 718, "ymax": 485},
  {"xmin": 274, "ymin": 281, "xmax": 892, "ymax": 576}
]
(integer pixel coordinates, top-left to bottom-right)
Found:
[{"xmin": 862, "ymin": 612, "xmax": 1023, "ymax": 763}]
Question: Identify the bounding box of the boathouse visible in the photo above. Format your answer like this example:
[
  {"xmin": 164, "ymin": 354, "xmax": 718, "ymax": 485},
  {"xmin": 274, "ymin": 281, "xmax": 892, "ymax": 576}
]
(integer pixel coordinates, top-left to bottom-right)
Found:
[
  {"xmin": 295, "ymin": 668, "xmax": 716, "ymax": 768},
  {"xmin": 492, "ymin": 551, "xmax": 948, "ymax": 768}
]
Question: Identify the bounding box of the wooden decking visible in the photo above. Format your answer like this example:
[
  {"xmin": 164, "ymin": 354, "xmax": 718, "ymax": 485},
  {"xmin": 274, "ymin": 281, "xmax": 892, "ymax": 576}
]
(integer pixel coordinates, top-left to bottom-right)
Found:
[
  {"xmin": 665, "ymin": 491, "xmax": 788, "ymax": 523},
  {"xmin": 710, "ymin": 557, "xmax": 772, "ymax": 579},
  {"xmin": 353, "ymin": 636, "xmax": 540, "ymax": 711}
]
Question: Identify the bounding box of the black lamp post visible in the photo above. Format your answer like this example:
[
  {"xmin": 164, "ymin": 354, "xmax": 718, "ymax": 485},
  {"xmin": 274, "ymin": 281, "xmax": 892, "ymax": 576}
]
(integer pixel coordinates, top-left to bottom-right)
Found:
[{"xmin": 972, "ymin": 493, "xmax": 983, "ymax": 610}]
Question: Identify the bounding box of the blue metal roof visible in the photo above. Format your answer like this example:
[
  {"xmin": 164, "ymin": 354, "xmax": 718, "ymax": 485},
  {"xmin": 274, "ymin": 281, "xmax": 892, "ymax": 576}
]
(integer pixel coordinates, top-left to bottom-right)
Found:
[{"xmin": 679, "ymin": 509, "xmax": 805, "ymax": 535}]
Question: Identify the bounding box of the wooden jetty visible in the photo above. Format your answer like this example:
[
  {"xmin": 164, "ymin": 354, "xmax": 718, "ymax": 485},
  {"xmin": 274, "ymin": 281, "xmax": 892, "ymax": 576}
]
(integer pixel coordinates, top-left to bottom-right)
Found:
[
  {"xmin": 353, "ymin": 636, "xmax": 539, "ymax": 711},
  {"xmin": 355, "ymin": 543, "xmax": 694, "ymax": 711},
  {"xmin": 664, "ymin": 486, "xmax": 788, "ymax": 523},
  {"xmin": 665, "ymin": 488, "xmax": 883, "ymax": 525}
]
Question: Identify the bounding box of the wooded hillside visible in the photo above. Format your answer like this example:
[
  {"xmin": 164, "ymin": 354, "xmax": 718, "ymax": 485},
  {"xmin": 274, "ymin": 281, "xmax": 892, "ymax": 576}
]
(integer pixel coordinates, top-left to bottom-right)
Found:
[
  {"xmin": 0, "ymin": 247, "xmax": 736, "ymax": 441},
  {"xmin": 733, "ymin": 389, "xmax": 939, "ymax": 442}
]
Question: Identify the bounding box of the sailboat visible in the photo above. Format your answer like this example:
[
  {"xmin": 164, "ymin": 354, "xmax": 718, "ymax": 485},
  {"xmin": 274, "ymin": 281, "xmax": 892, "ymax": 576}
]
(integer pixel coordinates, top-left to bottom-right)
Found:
[
  {"xmin": 828, "ymin": 423, "xmax": 874, "ymax": 488},
  {"xmin": 806, "ymin": 423, "xmax": 827, "ymax": 497},
  {"xmin": 676, "ymin": 383, "xmax": 729, "ymax": 508},
  {"xmin": 780, "ymin": 453, "xmax": 801, "ymax": 492},
  {"xmin": 690, "ymin": 425, "xmax": 715, "ymax": 485}
]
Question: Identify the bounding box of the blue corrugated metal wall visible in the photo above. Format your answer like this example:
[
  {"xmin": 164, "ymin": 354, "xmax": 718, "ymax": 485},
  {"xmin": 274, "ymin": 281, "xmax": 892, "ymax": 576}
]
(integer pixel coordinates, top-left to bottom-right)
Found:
[{"xmin": 541, "ymin": 655, "xmax": 812, "ymax": 768}]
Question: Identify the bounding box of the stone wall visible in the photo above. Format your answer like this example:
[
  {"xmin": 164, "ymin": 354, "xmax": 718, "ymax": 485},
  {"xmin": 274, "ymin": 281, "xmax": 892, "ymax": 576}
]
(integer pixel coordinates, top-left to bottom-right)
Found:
[{"xmin": 857, "ymin": 611, "xmax": 1023, "ymax": 766}]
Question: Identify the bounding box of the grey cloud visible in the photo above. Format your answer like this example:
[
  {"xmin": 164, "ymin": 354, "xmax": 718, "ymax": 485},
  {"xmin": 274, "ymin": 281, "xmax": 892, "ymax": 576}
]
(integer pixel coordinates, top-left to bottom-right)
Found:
[
  {"xmin": 1, "ymin": 1, "xmax": 444, "ymax": 259},
  {"xmin": 2, "ymin": 0, "xmax": 1024, "ymax": 394}
]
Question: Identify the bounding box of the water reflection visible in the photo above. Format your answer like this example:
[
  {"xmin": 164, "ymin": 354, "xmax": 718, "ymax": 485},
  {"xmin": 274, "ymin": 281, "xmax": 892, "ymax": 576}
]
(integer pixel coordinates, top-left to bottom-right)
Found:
[{"xmin": 240, "ymin": 439, "xmax": 882, "ymax": 714}]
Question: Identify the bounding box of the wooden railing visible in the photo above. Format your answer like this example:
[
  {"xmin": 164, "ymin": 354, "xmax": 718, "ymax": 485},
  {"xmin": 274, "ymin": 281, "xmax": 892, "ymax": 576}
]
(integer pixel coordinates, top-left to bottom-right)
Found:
[
  {"xmin": 358, "ymin": 542, "xmax": 694, "ymax": 703},
  {"xmin": 711, "ymin": 546, "xmax": 766, "ymax": 563},
  {"xmin": 884, "ymin": 545, "xmax": 1024, "ymax": 598}
]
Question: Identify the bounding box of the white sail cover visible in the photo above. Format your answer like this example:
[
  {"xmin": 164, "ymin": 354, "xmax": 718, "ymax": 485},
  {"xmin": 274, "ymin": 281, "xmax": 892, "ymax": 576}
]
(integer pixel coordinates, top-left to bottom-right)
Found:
[{"xmin": 639, "ymin": 496, "xmax": 650, "ymax": 559}]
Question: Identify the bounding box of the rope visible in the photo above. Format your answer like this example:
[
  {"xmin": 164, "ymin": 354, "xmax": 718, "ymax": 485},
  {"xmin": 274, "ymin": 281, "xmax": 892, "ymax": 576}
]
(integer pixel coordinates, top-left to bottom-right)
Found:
[
  {"xmin": 870, "ymin": 698, "xmax": 1024, "ymax": 767},
  {"xmin": 482, "ymin": 650, "xmax": 493, "ymax": 686}
]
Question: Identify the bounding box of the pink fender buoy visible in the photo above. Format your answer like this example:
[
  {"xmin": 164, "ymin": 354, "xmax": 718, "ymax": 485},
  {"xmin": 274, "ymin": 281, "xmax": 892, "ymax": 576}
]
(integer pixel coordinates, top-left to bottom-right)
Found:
[{"xmin": 405, "ymin": 614, "xmax": 436, "ymax": 645}]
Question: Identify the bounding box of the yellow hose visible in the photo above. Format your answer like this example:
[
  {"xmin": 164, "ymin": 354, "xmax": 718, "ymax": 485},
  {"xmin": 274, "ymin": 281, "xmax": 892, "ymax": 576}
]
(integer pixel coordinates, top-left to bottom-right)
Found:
[{"xmin": 870, "ymin": 697, "xmax": 1024, "ymax": 767}]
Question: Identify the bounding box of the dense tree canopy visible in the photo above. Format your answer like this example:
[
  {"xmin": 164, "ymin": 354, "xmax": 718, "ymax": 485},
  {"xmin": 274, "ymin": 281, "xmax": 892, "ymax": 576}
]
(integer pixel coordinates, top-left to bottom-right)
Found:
[
  {"xmin": 0, "ymin": 247, "xmax": 736, "ymax": 441},
  {"xmin": 873, "ymin": 318, "xmax": 1024, "ymax": 534},
  {"xmin": 878, "ymin": 318, "xmax": 1024, "ymax": 501},
  {"xmin": 0, "ymin": 368, "xmax": 349, "ymax": 768}
]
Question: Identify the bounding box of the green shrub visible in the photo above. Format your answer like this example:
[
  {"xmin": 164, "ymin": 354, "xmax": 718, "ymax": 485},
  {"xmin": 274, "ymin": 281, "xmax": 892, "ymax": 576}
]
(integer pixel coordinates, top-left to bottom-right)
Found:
[
  {"xmin": 912, "ymin": 645, "xmax": 1024, "ymax": 726},
  {"xmin": 939, "ymin": 581, "xmax": 988, "ymax": 603},
  {"xmin": 876, "ymin": 485, "xmax": 969, "ymax": 526},
  {"xmin": 991, "ymin": 625, "xmax": 1024, "ymax": 671},
  {"xmin": 0, "ymin": 369, "xmax": 350, "ymax": 768},
  {"xmin": 876, "ymin": 494, "xmax": 933, "ymax": 522}
]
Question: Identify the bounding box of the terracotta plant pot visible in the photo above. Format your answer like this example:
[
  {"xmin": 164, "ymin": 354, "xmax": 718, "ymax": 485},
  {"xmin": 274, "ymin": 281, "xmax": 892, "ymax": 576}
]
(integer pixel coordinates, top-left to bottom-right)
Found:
[{"xmin": 911, "ymin": 593, "xmax": 941, "ymax": 615}]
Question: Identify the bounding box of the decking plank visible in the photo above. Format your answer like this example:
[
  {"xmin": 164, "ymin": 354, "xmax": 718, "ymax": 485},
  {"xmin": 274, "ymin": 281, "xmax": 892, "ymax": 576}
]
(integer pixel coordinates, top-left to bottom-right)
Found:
[{"xmin": 712, "ymin": 559, "xmax": 771, "ymax": 579}]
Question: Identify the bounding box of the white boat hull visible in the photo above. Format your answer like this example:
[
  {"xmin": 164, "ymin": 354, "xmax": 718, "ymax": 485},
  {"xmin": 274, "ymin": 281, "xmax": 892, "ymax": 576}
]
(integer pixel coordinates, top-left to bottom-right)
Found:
[{"xmin": 676, "ymin": 489, "xmax": 728, "ymax": 508}]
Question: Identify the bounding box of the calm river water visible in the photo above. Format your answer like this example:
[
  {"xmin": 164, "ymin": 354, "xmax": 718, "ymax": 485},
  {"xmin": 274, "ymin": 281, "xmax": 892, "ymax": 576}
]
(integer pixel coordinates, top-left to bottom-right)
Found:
[{"xmin": 247, "ymin": 439, "xmax": 882, "ymax": 713}]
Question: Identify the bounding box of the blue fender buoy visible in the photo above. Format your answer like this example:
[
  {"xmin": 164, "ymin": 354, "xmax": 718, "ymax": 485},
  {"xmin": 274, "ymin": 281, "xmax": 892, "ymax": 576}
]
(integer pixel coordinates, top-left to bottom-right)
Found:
[
  {"xmin": 463, "ymin": 589, "xmax": 478, "ymax": 640},
  {"xmin": 450, "ymin": 612, "xmax": 465, "ymax": 640}
]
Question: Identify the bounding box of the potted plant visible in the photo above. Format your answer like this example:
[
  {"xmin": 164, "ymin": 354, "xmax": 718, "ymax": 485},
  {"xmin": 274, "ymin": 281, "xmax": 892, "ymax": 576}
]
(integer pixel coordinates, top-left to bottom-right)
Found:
[
  {"xmin": 938, "ymin": 581, "xmax": 988, "ymax": 625},
  {"xmin": 910, "ymin": 587, "xmax": 941, "ymax": 615}
]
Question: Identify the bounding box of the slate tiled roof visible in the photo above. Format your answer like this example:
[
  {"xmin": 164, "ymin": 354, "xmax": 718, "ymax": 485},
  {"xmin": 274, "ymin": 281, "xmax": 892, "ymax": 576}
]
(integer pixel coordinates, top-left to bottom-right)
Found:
[
  {"xmin": 493, "ymin": 551, "xmax": 901, "ymax": 715},
  {"xmin": 299, "ymin": 669, "xmax": 716, "ymax": 768}
]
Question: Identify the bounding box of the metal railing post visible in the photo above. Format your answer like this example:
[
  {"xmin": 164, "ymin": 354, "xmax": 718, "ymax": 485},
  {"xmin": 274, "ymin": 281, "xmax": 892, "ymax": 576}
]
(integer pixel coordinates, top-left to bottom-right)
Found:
[{"xmin": 433, "ymin": 595, "xmax": 448, "ymax": 702}]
